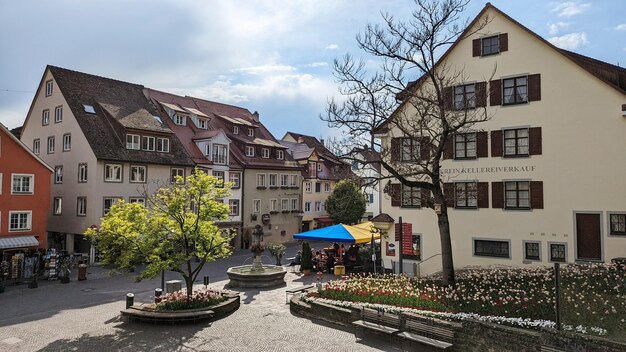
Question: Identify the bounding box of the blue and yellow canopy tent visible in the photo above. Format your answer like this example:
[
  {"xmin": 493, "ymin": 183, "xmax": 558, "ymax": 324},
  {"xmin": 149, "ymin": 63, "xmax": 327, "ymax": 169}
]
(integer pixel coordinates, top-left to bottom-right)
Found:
[{"xmin": 292, "ymin": 222, "xmax": 380, "ymax": 244}]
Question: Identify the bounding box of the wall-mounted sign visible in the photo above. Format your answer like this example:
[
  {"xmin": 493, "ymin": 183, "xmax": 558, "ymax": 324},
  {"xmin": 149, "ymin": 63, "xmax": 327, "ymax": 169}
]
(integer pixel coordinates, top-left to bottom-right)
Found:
[
  {"xmin": 441, "ymin": 165, "xmax": 536, "ymax": 175},
  {"xmin": 261, "ymin": 213, "xmax": 271, "ymax": 224}
]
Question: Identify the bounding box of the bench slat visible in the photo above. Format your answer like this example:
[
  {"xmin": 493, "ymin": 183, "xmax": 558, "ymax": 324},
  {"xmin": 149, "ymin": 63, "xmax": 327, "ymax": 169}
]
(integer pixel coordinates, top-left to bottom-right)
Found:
[
  {"xmin": 352, "ymin": 320, "xmax": 399, "ymax": 334},
  {"xmin": 286, "ymin": 285, "xmax": 314, "ymax": 294},
  {"xmin": 397, "ymin": 331, "xmax": 453, "ymax": 350}
]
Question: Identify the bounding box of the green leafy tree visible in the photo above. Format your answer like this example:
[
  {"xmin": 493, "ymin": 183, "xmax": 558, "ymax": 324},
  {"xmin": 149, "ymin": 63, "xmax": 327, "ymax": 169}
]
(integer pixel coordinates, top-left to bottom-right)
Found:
[
  {"xmin": 324, "ymin": 180, "xmax": 367, "ymax": 225},
  {"xmin": 301, "ymin": 241, "xmax": 313, "ymax": 271},
  {"xmin": 85, "ymin": 170, "xmax": 233, "ymax": 301},
  {"xmin": 266, "ymin": 243, "xmax": 286, "ymax": 265}
]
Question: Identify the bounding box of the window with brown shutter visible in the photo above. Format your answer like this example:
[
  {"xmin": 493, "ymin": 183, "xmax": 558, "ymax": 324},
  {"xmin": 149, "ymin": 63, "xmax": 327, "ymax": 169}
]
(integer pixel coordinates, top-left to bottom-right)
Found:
[
  {"xmin": 490, "ymin": 79, "xmax": 501, "ymax": 106},
  {"xmin": 401, "ymin": 185, "xmax": 421, "ymax": 208},
  {"xmin": 454, "ymin": 133, "xmax": 477, "ymax": 159},
  {"xmin": 529, "ymin": 127, "xmax": 542, "ymax": 155},
  {"xmin": 530, "ymin": 181, "xmax": 543, "ymax": 209},
  {"xmin": 455, "ymin": 182, "xmax": 477, "ymax": 208},
  {"xmin": 503, "ymin": 128, "xmax": 529, "ymax": 157},
  {"xmin": 476, "ymin": 132, "xmax": 488, "ymax": 157},
  {"xmin": 492, "ymin": 181, "xmax": 504, "ymax": 208},
  {"xmin": 475, "ymin": 82, "xmax": 487, "ymax": 107},
  {"xmin": 477, "ymin": 182, "xmax": 489, "ymax": 208},
  {"xmin": 391, "ymin": 183, "xmax": 401, "ymax": 207},
  {"xmin": 503, "ymin": 76, "xmax": 528, "ymax": 105},
  {"xmin": 504, "ymin": 181, "xmax": 530, "ymax": 209},
  {"xmin": 481, "ymin": 35, "xmax": 500, "ymax": 56},
  {"xmin": 528, "ymin": 74, "xmax": 541, "ymax": 101},
  {"xmin": 491, "ymin": 130, "xmax": 503, "ymax": 157},
  {"xmin": 443, "ymin": 183, "xmax": 454, "ymax": 207}
]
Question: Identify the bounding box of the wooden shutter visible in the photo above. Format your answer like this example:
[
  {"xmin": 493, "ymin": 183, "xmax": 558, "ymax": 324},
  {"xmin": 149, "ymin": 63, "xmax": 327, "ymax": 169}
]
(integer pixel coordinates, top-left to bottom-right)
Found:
[
  {"xmin": 402, "ymin": 223, "xmax": 413, "ymax": 256},
  {"xmin": 477, "ymin": 182, "xmax": 489, "ymax": 208},
  {"xmin": 443, "ymin": 183, "xmax": 455, "ymax": 208},
  {"xmin": 420, "ymin": 188, "xmax": 430, "ymax": 208},
  {"xmin": 492, "ymin": 182, "xmax": 504, "ymax": 209},
  {"xmin": 489, "ymin": 79, "xmax": 502, "ymax": 106},
  {"xmin": 528, "ymin": 74, "xmax": 541, "ymax": 101},
  {"xmin": 529, "ymin": 127, "xmax": 542, "ymax": 155},
  {"xmin": 476, "ymin": 132, "xmax": 488, "ymax": 158},
  {"xmin": 475, "ymin": 81, "xmax": 487, "ymax": 107},
  {"xmin": 472, "ymin": 38, "xmax": 481, "ymax": 57},
  {"xmin": 443, "ymin": 86, "xmax": 453, "ymax": 110},
  {"xmin": 443, "ymin": 136, "xmax": 454, "ymax": 160},
  {"xmin": 391, "ymin": 138, "xmax": 400, "ymax": 162},
  {"xmin": 490, "ymin": 130, "xmax": 503, "ymax": 157},
  {"xmin": 391, "ymin": 184, "xmax": 401, "ymax": 207},
  {"xmin": 530, "ymin": 181, "xmax": 544, "ymax": 209},
  {"xmin": 499, "ymin": 33, "xmax": 508, "ymax": 52},
  {"xmin": 419, "ymin": 137, "xmax": 430, "ymax": 161}
]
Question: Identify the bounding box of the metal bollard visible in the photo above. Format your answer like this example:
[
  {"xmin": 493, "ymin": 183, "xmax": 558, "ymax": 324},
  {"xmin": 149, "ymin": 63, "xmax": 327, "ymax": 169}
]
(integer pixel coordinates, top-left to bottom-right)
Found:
[
  {"xmin": 154, "ymin": 288, "xmax": 163, "ymax": 303},
  {"xmin": 203, "ymin": 276, "xmax": 209, "ymax": 288},
  {"xmin": 126, "ymin": 293, "xmax": 134, "ymax": 309}
]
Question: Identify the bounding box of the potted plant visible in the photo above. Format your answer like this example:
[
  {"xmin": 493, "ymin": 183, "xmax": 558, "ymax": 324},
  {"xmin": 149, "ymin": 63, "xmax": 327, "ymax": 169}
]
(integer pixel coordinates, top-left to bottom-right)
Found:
[
  {"xmin": 266, "ymin": 243, "xmax": 286, "ymax": 266},
  {"xmin": 59, "ymin": 257, "xmax": 71, "ymax": 284},
  {"xmin": 300, "ymin": 241, "xmax": 313, "ymax": 275}
]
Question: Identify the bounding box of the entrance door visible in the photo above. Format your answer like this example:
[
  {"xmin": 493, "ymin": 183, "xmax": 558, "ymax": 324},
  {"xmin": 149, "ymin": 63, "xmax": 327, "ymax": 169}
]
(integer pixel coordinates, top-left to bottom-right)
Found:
[
  {"xmin": 575, "ymin": 213, "xmax": 602, "ymax": 260},
  {"xmin": 302, "ymin": 221, "xmax": 310, "ymax": 232}
]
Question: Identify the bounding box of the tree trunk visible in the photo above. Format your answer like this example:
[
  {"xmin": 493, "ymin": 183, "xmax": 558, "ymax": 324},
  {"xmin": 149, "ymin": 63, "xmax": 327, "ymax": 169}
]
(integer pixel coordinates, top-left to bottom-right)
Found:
[
  {"xmin": 185, "ymin": 276, "xmax": 193, "ymax": 303},
  {"xmin": 437, "ymin": 211, "xmax": 455, "ymax": 286}
]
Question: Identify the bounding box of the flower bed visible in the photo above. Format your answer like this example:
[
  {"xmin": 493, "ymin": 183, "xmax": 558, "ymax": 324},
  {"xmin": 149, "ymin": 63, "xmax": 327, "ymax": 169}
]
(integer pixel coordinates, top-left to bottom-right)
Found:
[
  {"xmin": 156, "ymin": 288, "xmax": 227, "ymax": 311},
  {"xmin": 314, "ymin": 263, "xmax": 626, "ymax": 340}
]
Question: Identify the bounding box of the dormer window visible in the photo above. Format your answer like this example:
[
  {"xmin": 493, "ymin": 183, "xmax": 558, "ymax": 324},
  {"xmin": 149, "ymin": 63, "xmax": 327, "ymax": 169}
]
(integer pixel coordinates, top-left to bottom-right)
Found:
[
  {"xmin": 245, "ymin": 146, "xmax": 255, "ymax": 157},
  {"xmin": 173, "ymin": 114, "xmax": 187, "ymax": 126},
  {"xmin": 233, "ymin": 126, "xmax": 239, "ymax": 134},
  {"xmin": 261, "ymin": 148, "xmax": 270, "ymax": 158},
  {"xmin": 141, "ymin": 136, "xmax": 155, "ymax": 151},
  {"xmin": 248, "ymin": 128, "xmax": 254, "ymax": 137},
  {"xmin": 157, "ymin": 138, "xmax": 170, "ymax": 152},
  {"xmin": 213, "ymin": 144, "xmax": 227, "ymax": 165},
  {"xmin": 277, "ymin": 150, "xmax": 284, "ymax": 160},
  {"xmin": 317, "ymin": 163, "xmax": 322, "ymax": 172},
  {"xmin": 197, "ymin": 118, "xmax": 208, "ymax": 129},
  {"xmin": 126, "ymin": 134, "xmax": 140, "ymax": 150}
]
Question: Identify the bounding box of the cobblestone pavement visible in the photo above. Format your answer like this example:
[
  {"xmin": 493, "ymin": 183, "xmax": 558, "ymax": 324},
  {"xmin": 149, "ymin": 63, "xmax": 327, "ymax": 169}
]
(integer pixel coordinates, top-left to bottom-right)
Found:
[{"xmin": 0, "ymin": 242, "xmax": 393, "ymax": 352}]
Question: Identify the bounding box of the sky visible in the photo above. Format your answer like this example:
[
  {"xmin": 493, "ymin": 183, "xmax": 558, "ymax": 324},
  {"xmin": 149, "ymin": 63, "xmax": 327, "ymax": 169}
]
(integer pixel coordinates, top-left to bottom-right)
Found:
[{"xmin": 1, "ymin": 0, "xmax": 625, "ymax": 140}]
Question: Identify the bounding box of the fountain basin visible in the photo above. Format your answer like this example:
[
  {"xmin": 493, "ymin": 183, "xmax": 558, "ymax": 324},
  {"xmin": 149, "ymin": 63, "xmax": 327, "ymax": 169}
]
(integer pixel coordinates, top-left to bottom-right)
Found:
[{"xmin": 226, "ymin": 265, "xmax": 287, "ymax": 288}]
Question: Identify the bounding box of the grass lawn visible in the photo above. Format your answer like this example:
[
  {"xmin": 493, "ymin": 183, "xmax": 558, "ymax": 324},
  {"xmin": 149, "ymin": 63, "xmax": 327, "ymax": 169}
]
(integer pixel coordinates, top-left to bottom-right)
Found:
[{"xmin": 315, "ymin": 263, "xmax": 625, "ymax": 341}]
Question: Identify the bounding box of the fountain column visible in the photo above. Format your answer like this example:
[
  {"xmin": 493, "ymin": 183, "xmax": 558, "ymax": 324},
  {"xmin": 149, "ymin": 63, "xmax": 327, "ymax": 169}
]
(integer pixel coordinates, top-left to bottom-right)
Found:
[{"xmin": 250, "ymin": 225, "xmax": 265, "ymax": 272}]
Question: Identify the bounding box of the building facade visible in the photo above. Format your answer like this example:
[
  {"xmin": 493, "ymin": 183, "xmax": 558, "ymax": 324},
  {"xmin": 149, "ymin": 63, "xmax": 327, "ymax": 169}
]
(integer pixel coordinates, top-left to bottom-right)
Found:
[{"xmin": 376, "ymin": 4, "xmax": 626, "ymax": 275}]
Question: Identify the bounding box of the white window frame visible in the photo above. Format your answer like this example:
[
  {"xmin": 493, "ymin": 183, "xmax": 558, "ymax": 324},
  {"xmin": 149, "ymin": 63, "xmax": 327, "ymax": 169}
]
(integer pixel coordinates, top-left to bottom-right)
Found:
[
  {"xmin": 305, "ymin": 202, "xmax": 311, "ymax": 213},
  {"xmin": 317, "ymin": 163, "xmax": 322, "ymax": 172},
  {"xmin": 11, "ymin": 174, "xmax": 34, "ymax": 194},
  {"xmin": 63, "ymin": 133, "xmax": 71, "ymax": 151},
  {"xmin": 129, "ymin": 197, "xmax": 145, "ymax": 205},
  {"xmin": 9, "ymin": 211, "xmax": 32, "ymax": 232},
  {"xmin": 53, "ymin": 197, "xmax": 63, "ymax": 215},
  {"xmin": 305, "ymin": 182, "xmax": 312, "ymax": 193},
  {"xmin": 522, "ymin": 240, "xmax": 542, "ymax": 262},
  {"xmin": 280, "ymin": 174, "xmax": 289, "ymax": 187},
  {"xmin": 170, "ymin": 168, "xmax": 185, "ymax": 183},
  {"xmin": 324, "ymin": 182, "xmax": 330, "ymax": 193},
  {"xmin": 130, "ymin": 165, "xmax": 147, "ymax": 183},
  {"xmin": 229, "ymin": 172, "xmax": 241, "ymax": 189},
  {"xmin": 212, "ymin": 144, "xmax": 227, "ymax": 165},
  {"xmin": 33, "ymin": 139, "xmax": 40, "ymax": 155},
  {"xmin": 42, "ymin": 109, "xmax": 49, "ymax": 125},
  {"xmin": 77, "ymin": 197, "xmax": 87, "ymax": 216},
  {"xmin": 103, "ymin": 197, "xmax": 121, "ymax": 216},
  {"xmin": 256, "ymin": 173, "xmax": 266, "ymax": 187},
  {"xmin": 281, "ymin": 199, "xmax": 289, "ymax": 211},
  {"xmin": 197, "ymin": 118, "xmax": 208, "ymax": 129},
  {"xmin": 126, "ymin": 134, "xmax": 140, "ymax": 150},
  {"xmin": 290, "ymin": 175, "xmax": 298, "ymax": 187},
  {"xmin": 315, "ymin": 202, "xmax": 321, "ymax": 212},
  {"xmin": 54, "ymin": 105, "xmax": 63, "ymax": 123},
  {"xmin": 269, "ymin": 173, "xmax": 278, "ymax": 187},
  {"xmin": 277, "ymin": 150, "xmax": 284, "ymax": 160},
  {"xmin": 253, "ymin": 199, "xmax": 261, "ymax": 213},
  {"xmin": 142, "ymin": 136, "xmax": 155, "ymax": 151},
  {"xmin": 233, "ymin": 126, "xmax": 239, "ymax": 134},
  {"xmin": 261, "ymin": 148, "xmax": 270, "ymax": 158},
  {"xmin": 157, "ymin": 138, "xmax": 170, "ymax": 152},
  {"xmin": 54, "ymin": 166, "xmax": 63, "ymax": 184},
  {"xmin": 174, "ymin": 114, "xmax": 187, "ymax": 126},
  {"xmin": 245, "ymin": 146, "xmax": 255, "ymax": 157},
  {"xmin": 45, "ymin": 80, "xmax": 53, "ymax": 96},
  {"xmin": 78, "ymin": 163, "xmax": 88, "ymax": 183},
  {"xmin": 229, "ymin": 199, "xmax": 239, "ymax": 216},
  {"xmin": 47, "ymin": 136, "xmax": 55, "ymax": 154},
  {"xmin": 291, "ymin": 198, "xmax": 298, "ymax": 211},
  {"xmin": 104, "ymin": 164, "xmax": 123, "ymax": 183},
  {"xmin": 247, "ymin": 128, "xmax": 254, "ymax": 137},
  {"xmin": 270, "ymin": 199, "xmax": 278, "ymax": 212}
]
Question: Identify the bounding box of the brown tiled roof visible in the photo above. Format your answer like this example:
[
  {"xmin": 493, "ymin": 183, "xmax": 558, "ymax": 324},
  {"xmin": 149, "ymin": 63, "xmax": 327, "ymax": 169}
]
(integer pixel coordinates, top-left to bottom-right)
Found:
[
  {"xmin": 48, "ymin": 66, "xmax": 193, "ymax": 166},
  {"xmin": 352, "ymin": 147, "xmax": 382, "ymax": 173},
  {"xmin": 283, "ymin": 132, "xmax": 343, "ymax": 164}
]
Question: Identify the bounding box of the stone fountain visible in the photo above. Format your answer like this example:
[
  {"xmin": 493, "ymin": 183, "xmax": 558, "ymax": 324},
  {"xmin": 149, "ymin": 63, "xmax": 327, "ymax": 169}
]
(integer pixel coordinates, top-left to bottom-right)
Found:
[{"xmin": 226, "ymin": 224, "xmax": 286, "ymax": 288}]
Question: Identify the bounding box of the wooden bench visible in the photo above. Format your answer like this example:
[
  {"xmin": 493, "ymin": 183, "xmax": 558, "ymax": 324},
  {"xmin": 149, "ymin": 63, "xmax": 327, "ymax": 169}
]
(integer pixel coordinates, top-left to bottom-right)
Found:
[
  {"xmin": 121, "ymin": 307, "xmax": 214, "ymax": 324},
  {"xmin": 352, "ymin": 308, "xmax": 401, "ymax": 345},
  {"xmin": 397, "ymin": 314, "xmax": 454, "ymax": 350},
  {"xmin": 285, "ymin": 285, "xmax": 314, "ymax": 304}
]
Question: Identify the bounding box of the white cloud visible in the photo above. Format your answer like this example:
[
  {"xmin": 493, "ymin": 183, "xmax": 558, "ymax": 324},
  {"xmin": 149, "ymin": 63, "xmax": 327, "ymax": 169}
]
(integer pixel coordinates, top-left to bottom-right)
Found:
[
  {"xmin": 325, "ymin": 44, "xmax": 339, "ymax": 50},
  {"xmin": 551, "ymin": 1, "xmax": 590, "ymax": 18},
  {"xmin": 615, "ymin": 24, "xmax": 626, "ymax": 31},
  {"xmin": 547, "ymin": 21, "xmax": 570, "ymax": 35},
  {"xmin": 303, "ymin": 62, "xmax": 329, "ymax": 68},
  {"xmin": 231, "ymin": 64, "xmax": 296, "ymax": 76},
  {"xmin": 548, "ymin": 32, "xmax": 589, "ymax": 49}
]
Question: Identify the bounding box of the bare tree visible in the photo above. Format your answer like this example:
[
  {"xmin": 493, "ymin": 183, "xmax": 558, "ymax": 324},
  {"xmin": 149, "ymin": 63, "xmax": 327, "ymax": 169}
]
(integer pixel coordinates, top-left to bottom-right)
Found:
[{"xmin": 323, "ymin": 0, "xmax": 493, "ymax": 285}]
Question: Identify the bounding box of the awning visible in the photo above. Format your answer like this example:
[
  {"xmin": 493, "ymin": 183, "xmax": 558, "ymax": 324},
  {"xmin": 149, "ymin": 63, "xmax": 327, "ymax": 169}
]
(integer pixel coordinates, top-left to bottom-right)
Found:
[
  {"xmin": 0, "ymin": 236, "xmax": 40, "ymax": 250},
  {"xmin": 293, "ymin": 222, "xmax": 380, "ymax": 244}
]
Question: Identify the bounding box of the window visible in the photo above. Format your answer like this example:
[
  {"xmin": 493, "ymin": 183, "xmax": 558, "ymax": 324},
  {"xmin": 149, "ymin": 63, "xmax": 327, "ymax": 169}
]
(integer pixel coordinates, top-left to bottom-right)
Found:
[
  {"xmin": 11, "ymin": 174, "xmax": 33, "ymax": 194},
  {"xmin": 352, "ymin": 161, "xmax": 360, "ymax": 170},
  {"xmin": 549, "ymin": 243, "xmax": 567, "ymax": 262},
  {"xmin": 454, "ymin": 133, "xmax": 476, "ymax": 159},
  {"xmin": 290, "ymin": 175, "xmax": 298, "ymax": 187},
  {"xmin": 406, "ymin": 234, "xmax": 421, "ymax": 260},
  {"xmin": 170, "ymin": 168, "xmax": 184, "ymax": 183},
  {"xmin": 213, "ymin": 171, "xmax": 225, "ymax": 186},
  {"xmin": 304, "ymin": 202, "xmax": 312, "ymax": 212},
  {"xmin": 142, "ymin": 136, "xmax": 155, "ymax": 151},
  {"xmin": 324, "ymin": 183, "xmax": 330, "ymax": 193},
  {"xmin": 401, "ymin": 185, "xmax": 421, "ymax": 207},
  {"xmin": 367, "ymin": 193, "xmax": 374, "ymax": 204},
  {"xmin": 47, "ymin": 136, "xmax": 55, "ymax": 154},
  {"xmin": 270, "ymin": 199, "xmax": 278, "ymax": 212},
  {"xmin": 505, "ymin": 181, "xmax": 530, "ymax": 209},
  {"xmin": 104, "ymin": 164, "xmax": 122, "ymax": 182},
  {"xmin": 247, "ymin": 128, "xmax": 254, "ymax": 137},
  {"xmin": 45, "ymin": 80, "xmax": 53, "ymax": 96},
  {"xmin": 280, "ymin": 174, "xmax": 289, "ymax": 187},
  {"xmin": 474, "ymin": 239, "xmax": 510, "ymax": 258},
  {"xmin": 269, "ymin": 174, "xmax": 277, "ymax": 187},
  {"xmin": 315, "ymin": 202, "xmax": 321, "ymax": 212},
  {"xmin": 130, "ymin": 165, "xmax": 146, "ymax": 183},
  {"xmin": 63, "ymin": 133, "xmax": 71, "ymax": 151},
  {"xmin": 197, "ymin": 118, "xmax": 208, "ymax": 129},
  {"xmin": 400, "ymin": 138, "xmax": 420, "ymax": 162},
  {"xmin": 253, "ymin": 199, "xmax": 261, "ymax": 213},
  {"xmin": 229, "ymin": 199, "xmax": 239, "ymax": 216},
  {"xmin": 277, "ymin": 150, "xmax": 284, "ymax": 160},
  {"xmin": 305, "ymin": 182, "xmax": 312, "ymax": 193},
  {"xmin": 309, "ymin": 162, "xmax": 317, "ymax": 177},
  {"xmin": 610, "ymin": 214, "xmax": 626, "ymax": 236},
  {"xmin": 129, "ymin": 197, "xmax": 145, "ymax": 205},
  {"xmin": 157, "ymin": 138, "xmax": 170, "ymax": 152},
  {"xmin": 212, "ymin": 144, "xmax": 227, "ymax": 164},
  {"xmin": 77, "ymin": 197, "xmax": 87, "ymax": 216},
  {"xmin": 229, "ymin": 172, "xmax": 240, "ymax": 188},
  {"xmin": 174, "ymin": 114, "xmax": 187, "ymax": 126},
  {"xmin": 245, "ymin": 146, "xmax": 255, "ymax": 157},
  {"xmin": 126, "ymin": 134, "xmax": 140, "ymax": 150},
  {"xmin": 291, "ymin": 198, "xmax": 298, "ymax": 211},
  {"xmin": 54, "ymin": 166, "xmax": 63, "ymax": 184},
  {"xmin": 261, "ymin": 148, "xmax": 270, "ymax": 158},
  {"xmin": 455, "ymin": 182, "xmax": 477, "ymax": 208},
  {"xmin": 317, "ymin": 163, "xmax": 322, "ymax": 172},
  {"xmin": 481, "ymin": 35, "xmax": 500, "ymax": 56},
  {"xmin": 9, "ymin": 211, "xmax": 31, "ymax": 231},
  {"xmin": 256, "ymin": 174, "xmax": 266, "ymax": 187},
  {"xmin": 315, "ymin": 182, "xmax": 321, "ymax": 193},
  {"xmin": 454, "ymin": 84, "xmax": 475, "ymax": 110},
  {"xmin": 42, "ymin": 109, "xmax": 50, "ymax": 125},
  {"xmin": 83, "ymin": 105, "xmax": 96, "ymax": 114},
  {"xmin": 503, "ymin": 76, "xmax": 528, "ymax": 105},
  {"xmin": 503, "ymin": 128, "xmax": 529, "ymax": 157},
  {"xmin": 78, "ymin": 163, "xmax": 88, "ymax": 183},
  {"xmin": 33, "ymin": 139, "xmax": 40, "ymax": 155},
  {"xmin": 524, "ymin": 241, "xmax": 541, "ymax": 261},
  {"xmin": 103, "ymin": 198, "xmax": 121, "ymax": 215},
  {"xmin": 233, "ymin": 126, "xmax": 239, "ymax": 134},
  {"xmin": 54, "ymin": 106, "xmax": 63, "ymax": 123},
  {"xmin": 53, "ymin": 197, "xmax": 62, "ymax": 215},
  {"xmin": 281, "ymin": 199, "xmax": 289, "ymax": 212}
]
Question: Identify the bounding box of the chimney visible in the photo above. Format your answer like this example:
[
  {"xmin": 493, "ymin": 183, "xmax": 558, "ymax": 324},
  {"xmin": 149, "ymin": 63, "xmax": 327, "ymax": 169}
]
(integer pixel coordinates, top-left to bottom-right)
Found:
[{"xmin": 252, "ymin": 111, "xmax": 260, "ymax": 122}]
